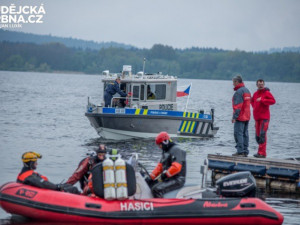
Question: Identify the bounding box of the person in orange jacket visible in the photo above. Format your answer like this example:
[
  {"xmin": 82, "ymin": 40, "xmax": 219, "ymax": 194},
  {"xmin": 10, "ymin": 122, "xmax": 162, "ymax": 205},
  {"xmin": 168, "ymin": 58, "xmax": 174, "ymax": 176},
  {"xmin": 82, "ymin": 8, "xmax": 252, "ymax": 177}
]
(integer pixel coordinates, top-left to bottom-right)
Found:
[
  {"xmin": 251, "ymin": 79, "xmax": 276, "ymax": 158},
  {"xmin": 146, "ymin": 132, "xmax": 186, "ymax": 198},
  {"xmin": 17, "ymin": 152, "xmax": 79, "ymax": 194}
]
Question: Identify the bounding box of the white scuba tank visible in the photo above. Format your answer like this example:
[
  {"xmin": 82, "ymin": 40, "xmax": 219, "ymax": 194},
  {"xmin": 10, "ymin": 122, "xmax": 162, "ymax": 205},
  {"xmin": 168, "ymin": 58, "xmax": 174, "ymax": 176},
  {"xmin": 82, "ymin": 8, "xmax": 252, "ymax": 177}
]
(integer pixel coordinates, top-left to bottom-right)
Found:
[
  {"xmin": 115, "ymin": 156, "xmax": 128, "ymax": 200},
  {"xmin": 102, "ymin": 156, "xmax": 116, "ymax": 200}
]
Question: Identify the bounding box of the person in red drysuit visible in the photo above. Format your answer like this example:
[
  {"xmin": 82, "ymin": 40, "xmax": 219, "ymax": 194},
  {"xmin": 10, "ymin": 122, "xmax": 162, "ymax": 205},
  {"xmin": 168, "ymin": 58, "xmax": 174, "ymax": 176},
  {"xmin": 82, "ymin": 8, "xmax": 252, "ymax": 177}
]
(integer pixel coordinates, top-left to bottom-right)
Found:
[{"xmin": 251, "ymin": 79, "xmax": 276, "ymax": 158}]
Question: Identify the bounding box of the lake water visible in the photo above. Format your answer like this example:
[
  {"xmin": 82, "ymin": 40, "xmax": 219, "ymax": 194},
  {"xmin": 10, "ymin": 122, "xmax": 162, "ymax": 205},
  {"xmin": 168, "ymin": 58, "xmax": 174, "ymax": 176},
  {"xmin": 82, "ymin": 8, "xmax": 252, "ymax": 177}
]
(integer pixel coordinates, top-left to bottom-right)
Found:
[{"xmin": 0, "ymin": 71, "xmax": 299, "ymax": 225}]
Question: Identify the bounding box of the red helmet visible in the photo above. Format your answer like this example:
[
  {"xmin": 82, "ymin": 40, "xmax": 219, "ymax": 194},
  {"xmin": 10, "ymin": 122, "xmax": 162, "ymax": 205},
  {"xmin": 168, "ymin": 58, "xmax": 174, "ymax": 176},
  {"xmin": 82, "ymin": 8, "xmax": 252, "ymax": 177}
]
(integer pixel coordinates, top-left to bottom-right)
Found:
[{"xmin": 155, "ymin": 132, "xmax": 170, "ymax": 145}]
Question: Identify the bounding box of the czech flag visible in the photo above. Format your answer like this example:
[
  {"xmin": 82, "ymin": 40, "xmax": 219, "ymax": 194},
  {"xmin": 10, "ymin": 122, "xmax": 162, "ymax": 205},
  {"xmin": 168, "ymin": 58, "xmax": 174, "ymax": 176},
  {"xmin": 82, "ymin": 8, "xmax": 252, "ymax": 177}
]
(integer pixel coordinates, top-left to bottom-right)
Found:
[{"xmin": 177, "ymin": 85, "xmax": 191, "ymax": 97}]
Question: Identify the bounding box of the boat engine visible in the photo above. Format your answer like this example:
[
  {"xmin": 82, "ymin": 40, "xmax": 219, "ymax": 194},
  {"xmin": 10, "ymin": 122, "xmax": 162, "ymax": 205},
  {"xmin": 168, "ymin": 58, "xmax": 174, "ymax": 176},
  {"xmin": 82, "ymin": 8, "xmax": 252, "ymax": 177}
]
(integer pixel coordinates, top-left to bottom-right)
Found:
[{"xmin": 216, "ymin": 171, "xmax": 256, "ymax": 197}]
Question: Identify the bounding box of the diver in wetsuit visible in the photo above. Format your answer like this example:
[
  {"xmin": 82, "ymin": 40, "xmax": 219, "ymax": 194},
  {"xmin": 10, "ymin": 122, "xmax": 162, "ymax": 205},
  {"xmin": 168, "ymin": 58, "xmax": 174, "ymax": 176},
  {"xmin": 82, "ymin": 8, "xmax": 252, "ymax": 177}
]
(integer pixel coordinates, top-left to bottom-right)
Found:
[{"xmin": 147, "ymin": 132, "xmax": 186, "ymax": 198}]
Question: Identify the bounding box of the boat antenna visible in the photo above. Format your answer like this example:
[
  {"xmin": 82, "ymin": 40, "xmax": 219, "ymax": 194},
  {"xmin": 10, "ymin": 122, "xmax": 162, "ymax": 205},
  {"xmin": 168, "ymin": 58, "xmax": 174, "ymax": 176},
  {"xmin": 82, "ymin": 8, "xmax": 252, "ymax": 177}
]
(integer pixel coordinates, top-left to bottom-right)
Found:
[{"xmin": 142, "ymin": 58, "xmax": 146, "ymax": 78}]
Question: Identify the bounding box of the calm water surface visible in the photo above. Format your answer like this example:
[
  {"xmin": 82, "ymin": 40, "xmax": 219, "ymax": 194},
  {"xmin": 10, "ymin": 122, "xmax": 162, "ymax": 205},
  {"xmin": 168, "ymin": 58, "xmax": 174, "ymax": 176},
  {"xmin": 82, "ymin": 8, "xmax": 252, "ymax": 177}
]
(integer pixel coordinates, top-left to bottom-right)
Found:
[{"xmin": 0, "ymin": 71, "xmax": 299, "ymax": 225}]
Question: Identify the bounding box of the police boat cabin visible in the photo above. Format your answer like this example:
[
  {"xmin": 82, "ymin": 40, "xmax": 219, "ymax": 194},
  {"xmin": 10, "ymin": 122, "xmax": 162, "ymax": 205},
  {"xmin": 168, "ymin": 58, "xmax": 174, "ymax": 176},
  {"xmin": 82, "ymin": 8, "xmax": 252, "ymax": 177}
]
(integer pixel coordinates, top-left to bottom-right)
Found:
[{"xmin": 85, "ymin": 65, "xmax": 219, "ymax": 140}]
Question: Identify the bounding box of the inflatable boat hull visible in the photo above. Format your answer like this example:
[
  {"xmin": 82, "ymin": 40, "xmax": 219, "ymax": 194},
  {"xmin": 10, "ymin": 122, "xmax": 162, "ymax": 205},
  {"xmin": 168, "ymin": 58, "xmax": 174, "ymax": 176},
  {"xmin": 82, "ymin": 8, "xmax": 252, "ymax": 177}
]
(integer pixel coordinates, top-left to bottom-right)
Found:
[{"xmin": 0, "ymin": 182, "xmax": 283, "ymax": 225}]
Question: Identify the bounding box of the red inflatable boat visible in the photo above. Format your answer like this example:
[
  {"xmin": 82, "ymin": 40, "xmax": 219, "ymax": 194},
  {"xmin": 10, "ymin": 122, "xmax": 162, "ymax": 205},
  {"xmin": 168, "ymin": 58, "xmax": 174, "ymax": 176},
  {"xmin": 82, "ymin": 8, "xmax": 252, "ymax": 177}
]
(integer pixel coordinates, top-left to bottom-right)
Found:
[{"xmin": 0, "ymin": 182, "xmax": 283, "ymax": 225}]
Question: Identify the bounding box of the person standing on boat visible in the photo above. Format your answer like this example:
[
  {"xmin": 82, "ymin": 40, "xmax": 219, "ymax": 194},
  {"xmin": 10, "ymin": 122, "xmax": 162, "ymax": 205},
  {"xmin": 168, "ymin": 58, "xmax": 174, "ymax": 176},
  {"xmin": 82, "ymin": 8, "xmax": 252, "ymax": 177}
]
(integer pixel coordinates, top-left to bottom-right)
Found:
[
  {"xmin": 232, "ymin": 75, "xmax": 251, "ymax": 157},
  {"xmin": 17, "ymin": 152, "xmax": 79, "ymax": 194},
  {"xmin": 104, "ymin": 77, "xmax": 128, "ymax": 107},
  {"xmin": 251, "ymin": 79, "xmax": 276, "ymax": 158},
  {"xmin": 66, "ymin": 144, "xmax": 109, "ymax": 192},
  {"xmin": 147, "ymin": 132, "xmax": 186, "ymax": 198}
]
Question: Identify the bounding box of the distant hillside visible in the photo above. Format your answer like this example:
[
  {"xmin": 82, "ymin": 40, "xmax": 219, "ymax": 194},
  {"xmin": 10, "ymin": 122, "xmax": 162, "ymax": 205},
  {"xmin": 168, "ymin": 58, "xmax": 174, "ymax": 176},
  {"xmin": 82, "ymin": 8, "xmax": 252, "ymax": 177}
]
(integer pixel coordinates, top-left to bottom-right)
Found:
[
  {"xmin": 268, "ymin": 47, "xmax": 300, "ymax": 53},
  {"xmin": 1, "ymin": 41, "xmax": 300, "ymax": 82},
  {"xmin": 0, "ymin": 29, "xmax": 136, "ymax": 50}
]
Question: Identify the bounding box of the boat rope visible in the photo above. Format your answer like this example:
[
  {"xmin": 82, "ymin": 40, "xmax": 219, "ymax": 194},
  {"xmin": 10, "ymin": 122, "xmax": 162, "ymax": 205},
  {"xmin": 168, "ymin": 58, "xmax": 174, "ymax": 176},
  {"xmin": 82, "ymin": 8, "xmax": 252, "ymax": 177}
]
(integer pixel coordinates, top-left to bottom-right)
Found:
[
  {"xmin": 0, "ymin": 183, "xmax": 23, "ymax": 193},
  {"xmin": 132, "ymin": 197, "xmax": 194, "ymax": 204}
]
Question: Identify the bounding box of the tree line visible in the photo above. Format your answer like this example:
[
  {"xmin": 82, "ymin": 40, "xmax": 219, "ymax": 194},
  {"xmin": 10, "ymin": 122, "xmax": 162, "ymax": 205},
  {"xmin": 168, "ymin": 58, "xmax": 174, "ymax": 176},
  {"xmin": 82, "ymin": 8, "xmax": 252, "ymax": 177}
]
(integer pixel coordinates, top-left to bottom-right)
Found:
[
  {"xmin": 0, "ymin": 29, "xmax": 134, "ymax": 50},
  {"xmin": 1, "ymin": 41, "xmax": 300, "ymax": 82}
]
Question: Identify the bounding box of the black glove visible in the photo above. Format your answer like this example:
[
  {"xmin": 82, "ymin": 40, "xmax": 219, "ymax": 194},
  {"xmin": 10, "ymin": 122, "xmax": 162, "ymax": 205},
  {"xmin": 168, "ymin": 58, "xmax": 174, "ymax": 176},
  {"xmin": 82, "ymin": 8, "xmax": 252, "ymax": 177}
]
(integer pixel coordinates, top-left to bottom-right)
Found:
[
  {"xmin": 57, "ymin": 183, "xmax": 80, "ymax": 194},
  {"xmin": 56, "ymin": 183, "xmax": 63, "ymax": 191},
  {"xmin": 161, "ymin": 171, "xmax": 168, "ymax": 181},
  {"xmin": 63, "ymin": 185, "xmax": 80, "ymax": 194},
  {"xmin": 145, "ymin": 176, "xmax": 152, "ymax": 185}
]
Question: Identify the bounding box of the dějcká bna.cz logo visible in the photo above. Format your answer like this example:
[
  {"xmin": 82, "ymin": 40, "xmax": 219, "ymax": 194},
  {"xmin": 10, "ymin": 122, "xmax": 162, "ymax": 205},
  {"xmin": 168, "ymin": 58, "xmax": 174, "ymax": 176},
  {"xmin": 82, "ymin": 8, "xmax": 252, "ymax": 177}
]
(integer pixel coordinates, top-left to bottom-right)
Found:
[{"xmin": 0, "ymin": 3, "xmax": 46, "ymax": 29}]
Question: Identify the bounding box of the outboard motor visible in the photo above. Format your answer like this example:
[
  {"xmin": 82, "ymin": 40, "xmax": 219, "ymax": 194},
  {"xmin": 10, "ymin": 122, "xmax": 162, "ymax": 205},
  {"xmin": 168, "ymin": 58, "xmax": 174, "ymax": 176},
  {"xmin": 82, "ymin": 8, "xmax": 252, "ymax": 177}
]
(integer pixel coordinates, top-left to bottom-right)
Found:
[{"xmin": 216, "ymin": 171, "xmax": 256, "ymax": 197}]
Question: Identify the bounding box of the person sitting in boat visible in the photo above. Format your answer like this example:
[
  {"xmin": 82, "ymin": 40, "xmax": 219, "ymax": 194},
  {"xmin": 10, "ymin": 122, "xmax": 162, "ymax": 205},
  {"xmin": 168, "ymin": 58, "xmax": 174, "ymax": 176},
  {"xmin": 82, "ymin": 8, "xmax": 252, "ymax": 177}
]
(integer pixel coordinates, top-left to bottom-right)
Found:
[
  {"xmin": 17, "ymin": 152, "xmax": 79, "ymax": 194},
  {"xmin": 66, "ymin": 144, "xmax": 111, "ymax": 192},
  {"xmin": 104, "ymin": 77, "xmax": 128, "ymax": 107},
  {"xmin": 146, "ymin": 132, "xmax": 186, "ymax": 198},
  {"xmin": 147, "ymin": 85, "xmax": 156, "ymax": 100}
]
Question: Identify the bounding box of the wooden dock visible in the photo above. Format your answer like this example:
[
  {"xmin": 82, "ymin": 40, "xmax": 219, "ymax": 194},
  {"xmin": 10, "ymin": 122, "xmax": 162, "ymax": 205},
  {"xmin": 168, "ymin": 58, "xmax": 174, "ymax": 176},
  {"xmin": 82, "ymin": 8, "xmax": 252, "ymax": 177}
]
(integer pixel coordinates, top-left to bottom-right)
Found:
[{"xmin": 207, "ymin": 154, "xmax": 300, "ymax": 193}]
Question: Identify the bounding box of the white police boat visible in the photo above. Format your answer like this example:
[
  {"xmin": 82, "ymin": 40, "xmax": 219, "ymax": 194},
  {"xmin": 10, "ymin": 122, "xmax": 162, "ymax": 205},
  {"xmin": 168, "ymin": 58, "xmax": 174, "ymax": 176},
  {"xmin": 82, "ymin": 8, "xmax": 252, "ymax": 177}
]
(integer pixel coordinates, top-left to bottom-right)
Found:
[{"xmin": 85, "ymin": 66, "xmax": 219, "ymax": 140}]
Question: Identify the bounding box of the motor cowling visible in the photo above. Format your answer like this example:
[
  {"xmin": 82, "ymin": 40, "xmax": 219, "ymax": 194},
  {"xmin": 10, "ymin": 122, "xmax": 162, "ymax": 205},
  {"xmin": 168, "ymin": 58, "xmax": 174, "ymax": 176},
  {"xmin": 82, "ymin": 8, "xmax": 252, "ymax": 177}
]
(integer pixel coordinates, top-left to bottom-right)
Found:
[{"xmin": 216, "ymin": 171, "xmax": 256, "ymax": 197}]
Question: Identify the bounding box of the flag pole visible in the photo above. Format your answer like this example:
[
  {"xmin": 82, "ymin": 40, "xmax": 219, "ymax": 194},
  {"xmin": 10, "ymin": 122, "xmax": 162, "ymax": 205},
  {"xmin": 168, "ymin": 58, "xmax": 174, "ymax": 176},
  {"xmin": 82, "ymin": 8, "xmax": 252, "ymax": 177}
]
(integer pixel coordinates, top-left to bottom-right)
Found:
[
  {"xmin": 142, "ymin": 58, "xmax": 146, "ymax": 78},
  {"xmin": 184, "ymin": 83, "xmax": 192, "ymax": 112}
]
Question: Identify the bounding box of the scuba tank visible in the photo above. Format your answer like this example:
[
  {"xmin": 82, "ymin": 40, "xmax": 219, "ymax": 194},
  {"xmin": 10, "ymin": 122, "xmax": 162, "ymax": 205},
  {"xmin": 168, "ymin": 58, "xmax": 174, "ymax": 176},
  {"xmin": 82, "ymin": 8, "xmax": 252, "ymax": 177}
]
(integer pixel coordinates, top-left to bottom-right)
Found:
[
  {"xmin": 102, "ymin": 155, "xmax": 116, "ymax": 200},
  {"xmin": 115, "ymin": 155, "xmax": 128, "ymax": 200}
]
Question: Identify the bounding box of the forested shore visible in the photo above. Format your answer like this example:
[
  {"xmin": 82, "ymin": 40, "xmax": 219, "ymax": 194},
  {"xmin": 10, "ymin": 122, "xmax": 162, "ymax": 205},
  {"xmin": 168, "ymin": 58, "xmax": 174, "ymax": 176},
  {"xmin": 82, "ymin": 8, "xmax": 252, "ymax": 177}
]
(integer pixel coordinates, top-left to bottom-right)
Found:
[{"xmin": 1, "ymin": 41, "xmax": 299, "ymax": 82}]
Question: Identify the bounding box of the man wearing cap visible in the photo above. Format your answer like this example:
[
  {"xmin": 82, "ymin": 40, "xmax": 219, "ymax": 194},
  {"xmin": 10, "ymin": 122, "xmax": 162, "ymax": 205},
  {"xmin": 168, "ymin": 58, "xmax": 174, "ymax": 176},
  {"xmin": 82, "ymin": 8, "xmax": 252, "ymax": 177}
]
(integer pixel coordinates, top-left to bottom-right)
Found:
[
  {"xmin": 104, "ymin": 77, "xmax": 128, "ymax": 107},
  {"xmin": 17, "ymin": 152, "xmax": 79, "ymax": 194},
  {"xmin": 66, "ymin": 144, "xmax": 108, "ymax": 191}
]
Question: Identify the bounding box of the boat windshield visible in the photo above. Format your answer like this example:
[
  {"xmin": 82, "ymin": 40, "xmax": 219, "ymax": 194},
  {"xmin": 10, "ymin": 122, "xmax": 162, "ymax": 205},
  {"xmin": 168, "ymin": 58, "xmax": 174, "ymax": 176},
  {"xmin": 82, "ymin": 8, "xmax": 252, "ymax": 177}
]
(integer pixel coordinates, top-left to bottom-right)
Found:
[
  {"xmin": 147, "ymin": 84, "xmax": 166, "ymax": 100},
  {"xmin": 130, "ymin": 83, "xmax": 167, "ymax": 101}
]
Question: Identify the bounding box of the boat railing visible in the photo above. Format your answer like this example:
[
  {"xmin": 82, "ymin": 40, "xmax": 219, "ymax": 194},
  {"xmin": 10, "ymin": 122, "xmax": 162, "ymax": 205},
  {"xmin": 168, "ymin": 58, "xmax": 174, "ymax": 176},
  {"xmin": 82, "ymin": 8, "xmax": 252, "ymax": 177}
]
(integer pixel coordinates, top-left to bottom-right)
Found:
[{"xmin": 103, "ymin": 72, "xmax": 176, "ymax": 80}]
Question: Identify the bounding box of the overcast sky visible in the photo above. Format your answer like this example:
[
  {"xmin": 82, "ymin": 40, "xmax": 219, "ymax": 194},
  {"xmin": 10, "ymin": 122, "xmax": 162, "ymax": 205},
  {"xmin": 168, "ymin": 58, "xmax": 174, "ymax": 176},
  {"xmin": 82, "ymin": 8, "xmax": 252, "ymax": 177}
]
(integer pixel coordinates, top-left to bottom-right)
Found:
[{"xmin": 2, "ymin": 0, "xmax": 300, "ymax": 51}]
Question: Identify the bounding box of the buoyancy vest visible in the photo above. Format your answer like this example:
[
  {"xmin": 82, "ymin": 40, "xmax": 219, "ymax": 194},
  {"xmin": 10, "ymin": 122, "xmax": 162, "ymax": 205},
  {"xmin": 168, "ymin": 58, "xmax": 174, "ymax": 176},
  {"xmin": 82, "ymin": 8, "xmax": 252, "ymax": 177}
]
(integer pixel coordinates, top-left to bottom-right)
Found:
[{"xmin": 17, "ymin": 170, "xmax": 48, "ymax": 183}]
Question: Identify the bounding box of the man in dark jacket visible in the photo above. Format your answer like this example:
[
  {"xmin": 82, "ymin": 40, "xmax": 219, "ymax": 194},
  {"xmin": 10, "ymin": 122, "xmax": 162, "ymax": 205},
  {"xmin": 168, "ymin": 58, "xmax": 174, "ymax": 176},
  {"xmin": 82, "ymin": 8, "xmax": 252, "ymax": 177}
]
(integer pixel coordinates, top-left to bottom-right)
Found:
[
  {"xmin": 251, "ymin": 79, "xmax": 276, "ymax": 158},
  {"xmin": 104, "ymin": 77, "xmax": 127, "ymax": 107},
  {"xmin": 66, "ymin": 144, "xmax": 108, "ymax": 192},
  {"xmin": 17, "ymin": 152, "xmax": 79, "ymax": 194},
  {"xmin": 147, "ymin": 132, "xmax": 186, "ymax": 198},
  {"xmin": 232, "ymin": 75, "xmax": 251, "ymax": 157}
]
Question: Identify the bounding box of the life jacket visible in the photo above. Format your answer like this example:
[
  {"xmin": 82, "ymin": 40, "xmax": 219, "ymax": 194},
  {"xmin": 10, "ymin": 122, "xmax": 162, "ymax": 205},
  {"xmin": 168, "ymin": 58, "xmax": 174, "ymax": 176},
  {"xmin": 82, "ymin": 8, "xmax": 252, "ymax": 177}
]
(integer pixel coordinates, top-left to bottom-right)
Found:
[
  {"xmin": 232, "ymin": 83, "xmax": 251, "ymax": 121},
  {"xmin": 17, "ymin": 170, "xmax": 48, "ymax": 183}
]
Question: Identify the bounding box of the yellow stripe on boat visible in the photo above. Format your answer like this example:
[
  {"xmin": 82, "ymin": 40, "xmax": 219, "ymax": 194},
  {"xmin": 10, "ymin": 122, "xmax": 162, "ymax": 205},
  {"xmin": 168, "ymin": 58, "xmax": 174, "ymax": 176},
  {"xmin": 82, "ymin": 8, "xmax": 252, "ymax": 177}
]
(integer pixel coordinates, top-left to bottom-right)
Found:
[
  {"xmin": 190, "ymin": 121, "xmax": 196, "ymax": 133},
  {"xmin": 135, "ymin": 109, "xmax": 141, "ymax": 115},
  {"xmin": 185, "ymin": 121, "xmax": 191, "ymax": 132},
  {"xmin": 181, "ymin": 121, "xmax": 187, "ymax": 132}
]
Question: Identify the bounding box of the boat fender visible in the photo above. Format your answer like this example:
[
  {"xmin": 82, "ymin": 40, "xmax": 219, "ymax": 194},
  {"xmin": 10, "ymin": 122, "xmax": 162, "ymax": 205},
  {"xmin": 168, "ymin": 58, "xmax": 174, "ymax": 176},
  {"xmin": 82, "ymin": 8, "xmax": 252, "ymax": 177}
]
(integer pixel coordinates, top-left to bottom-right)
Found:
[
  {"xmin": 102, "ymin": 156, "xmax": 116, "ymax": 200},
  {"xmin": 115, "ymin": 156, "xmax": 128, "ymax": 200}
]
